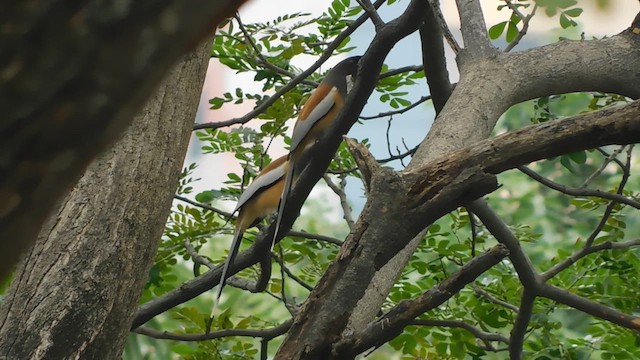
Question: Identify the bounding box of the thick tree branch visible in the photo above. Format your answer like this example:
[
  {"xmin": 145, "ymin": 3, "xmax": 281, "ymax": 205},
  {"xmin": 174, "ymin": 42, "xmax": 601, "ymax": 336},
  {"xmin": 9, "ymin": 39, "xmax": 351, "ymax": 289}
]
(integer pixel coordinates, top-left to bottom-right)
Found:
[
  {"xmin": 0, "ymin": 35, "xmax": 214, "ymax": 358},
  {"xmin": 420, "ymin": 3, "xmax": 453, "ymax": 113},
  {"xmin": 410, "ymin": 29, "xmax": 640, "ymax": 171},
  {"xmin": 406, "ymin": 99, "xmax": 640, "ymax": 204},
  {"xmin": 355, "ymin": 0, "xmax": 385, "ymax": 29},
  {"xmin": 455, "ymin": 0, "xmax": 494, "ymax": 56}
]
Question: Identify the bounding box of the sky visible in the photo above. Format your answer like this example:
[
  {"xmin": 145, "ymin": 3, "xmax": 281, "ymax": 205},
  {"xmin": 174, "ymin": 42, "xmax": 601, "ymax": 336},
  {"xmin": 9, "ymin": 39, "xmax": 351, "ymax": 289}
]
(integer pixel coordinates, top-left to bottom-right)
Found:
[{"xmin": 188, "ymin": 0, "xmax": 639, "ymax": 218}]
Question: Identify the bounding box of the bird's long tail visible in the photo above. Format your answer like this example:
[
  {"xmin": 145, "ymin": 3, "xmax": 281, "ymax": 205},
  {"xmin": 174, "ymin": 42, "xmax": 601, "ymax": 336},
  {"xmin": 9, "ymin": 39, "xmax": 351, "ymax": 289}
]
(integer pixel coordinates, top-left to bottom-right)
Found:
[
  {"xmin": 212, "ymin": 226, "xmax": 244, "ymax": 317},
  {"xmin": 272, "ymin": 157, "xmax": 296, "ymax": 252}
]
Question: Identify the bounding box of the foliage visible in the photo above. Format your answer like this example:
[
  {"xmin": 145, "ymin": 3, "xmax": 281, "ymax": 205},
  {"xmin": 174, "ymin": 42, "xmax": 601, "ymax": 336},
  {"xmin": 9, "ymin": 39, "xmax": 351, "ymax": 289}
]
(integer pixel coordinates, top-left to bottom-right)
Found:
[{"xmin": 125, "ymin": 1, "xmax": 640, "ymax": 359}]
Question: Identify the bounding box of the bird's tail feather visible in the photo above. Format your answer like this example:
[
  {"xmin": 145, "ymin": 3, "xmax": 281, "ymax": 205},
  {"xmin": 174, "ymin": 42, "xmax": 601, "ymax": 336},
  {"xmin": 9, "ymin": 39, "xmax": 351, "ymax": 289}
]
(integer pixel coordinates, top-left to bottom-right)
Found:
[
  {"xmin": 212, "ymin": 226, "xmax": 244, "ymax": 317},
  {"xmin": 272, "ymin": 159, "xmax": 296, "ymax": 252}
]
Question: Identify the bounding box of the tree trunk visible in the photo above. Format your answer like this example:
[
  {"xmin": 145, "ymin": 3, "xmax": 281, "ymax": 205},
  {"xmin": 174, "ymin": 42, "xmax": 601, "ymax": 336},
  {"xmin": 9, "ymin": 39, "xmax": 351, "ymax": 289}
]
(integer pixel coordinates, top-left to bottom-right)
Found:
[
  {"xmin": 0, "ymin": 0, "xmax": 248, "ymax": 279},
  {"xmin": 0, "ymin": 37, "xmax": 211, "ymax": 359}
]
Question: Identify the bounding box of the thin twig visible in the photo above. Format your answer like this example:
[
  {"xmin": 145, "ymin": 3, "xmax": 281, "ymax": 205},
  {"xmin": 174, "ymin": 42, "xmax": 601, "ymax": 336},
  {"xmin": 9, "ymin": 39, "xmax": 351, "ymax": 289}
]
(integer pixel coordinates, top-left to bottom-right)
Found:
[
  {"xmin": 539, "ymin": 284, "xmax": 640, "ymax": 331},
  {"xmin": 542, "ymin": 239, "xmax": 640, "ymax": 281},
  {"xmin": 583, "ymin": 146, "xmax": 626, "ymax": 187},
  {"xmin": 410, "ymin": 319, "xmax": 509, "ymax": 350},
  {"xmin": 234, "ymin": 14, "xmax": 318, "ymax": 86},
  {"xmin": 584, "ymin": 145, "xmax": 632, "ymax": 248},
  {"xmin": 323, "ymin": 174, "xmax": 355, "ymax": 230},
  {"xmin": 429, "ymin": 0, "xmax": 461, "ymax": 53},
  {"xmin": 473, "ymin": 286, "xmax": 519, "ymax": 312},
  {"xmin": 134, "ymin": 319, "xmax": 292, "ymax": 341},
  {"xmin": 288, "ymin": 230, "xmax": 343, "ymax": 246},
  {"xmin": 272, "ymin": 252, "xmax": 315, "ymax": 292},
  {"xmin": 379, "ymin": 65, "xmax": 424, "ymax": 79},
  {"xmin": 184, "ymin": 239, "xmax": 215, "ymax": 269},
  {"xmin": 174, "ymin": 195, "xmax": 232, "ymax": 218},
  {"xmin": 504, "ymin": 2, "xmax": 538, "ymax": 52},
  {"xmin": 518, "ymin": 165, "xmax": 640, "ymax": 209},
  {"xmin": 360, "ymin": 96, "xmax": 431, "ymax": 120}
]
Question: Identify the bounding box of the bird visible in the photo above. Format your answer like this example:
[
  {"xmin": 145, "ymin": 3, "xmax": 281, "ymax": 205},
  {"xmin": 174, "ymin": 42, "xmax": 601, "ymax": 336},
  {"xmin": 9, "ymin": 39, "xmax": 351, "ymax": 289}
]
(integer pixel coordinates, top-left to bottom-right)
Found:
[
  {"xmin": 272, "ymin": 55, "xmax": 361, "ymax": 249},
  {"xmin": 213, "ymin": 155, "xmax": 289, "ymax": 313}
]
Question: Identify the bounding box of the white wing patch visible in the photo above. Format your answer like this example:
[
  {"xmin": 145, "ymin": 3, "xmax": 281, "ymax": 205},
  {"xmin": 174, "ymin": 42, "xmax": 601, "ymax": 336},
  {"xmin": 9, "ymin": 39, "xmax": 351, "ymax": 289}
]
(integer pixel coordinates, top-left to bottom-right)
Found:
[
  {"xmin": 290, "ymin": 87, "xmax": 337, "ymax": 152},
  {"xmin": 233, "ymin": 161, "xmax": 287, "ymax": 213}
]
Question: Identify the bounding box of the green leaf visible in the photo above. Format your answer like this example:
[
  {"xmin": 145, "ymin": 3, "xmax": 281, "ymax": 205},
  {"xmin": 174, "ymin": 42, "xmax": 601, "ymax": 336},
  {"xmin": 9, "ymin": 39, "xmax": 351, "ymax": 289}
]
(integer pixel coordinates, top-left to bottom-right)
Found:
[
  {"xmin": 195, "ymin": 191, "xmax": 215, "ymax": 203},
  {"xmin": 568, "ymin": 150, "xmax": 586, "ymax": 164},
  {"xmin": 564, "ymin": 7, "xmax": 583, "ymax": 17},
  {"xmin": 488, "ymin": 21, "xmax": 507, "ymax": 40},
  {"xmin": 506, "ymin": 21, "xmax": 519, "ymax": 42},
  {"xmin": 559, "ymin": 13, "xmax": 576, "ymax": 28}
]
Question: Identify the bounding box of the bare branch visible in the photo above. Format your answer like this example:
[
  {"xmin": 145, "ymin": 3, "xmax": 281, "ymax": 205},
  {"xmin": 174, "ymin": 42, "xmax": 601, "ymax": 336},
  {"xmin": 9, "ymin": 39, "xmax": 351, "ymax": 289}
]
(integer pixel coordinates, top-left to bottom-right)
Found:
[
  {"xmin": 467, "ymin": 199, "xmax": 540, "ymax": 287},
  {"xmin": 420, "ymin": 2, "xmax": 454, "ymax": 112},
  {"xmin": 272, "ymin": 252, "xmax": 314, "ymax": 292},
  {"xmin": 518, "ymin": 165, "xmax": 640, "ymax": 209},
  {"xmin": 174, "ymin": 195, "xmax": 232, "ymax": 218},
  {"xmin": 323, "ymin": 175, "xmax": 355, "ymax": 230},
  {"xmin": 455, "ymin": 0, "xmax": 494, "ymax": 55},
  {"xmin": 542, "ymin": 239, "xmax": 640, "ymax": 281},
  {"xmin": 377, "ymin": 145, "xmax": 418, "ymax": 164},
  {"xmin": 407, "ymin": 99, "xmax": 640, "ymax": 206},
  {"xmin": 585, "ymin": 145, "xmax": 632, "ymax": 248},
  {"xmin": 473, "ymin": 286, "xmax": 519, "ymax": 312},
  {"xmin": 510, "ymin": 290, "xmax": 536, "ymax": 360},
  {"xmin": 504, "ymin": 2, "xmax": 538, "ymax": 52},
  {"xmin": 428, "ymin": 0, "xmax": 461, "ymax": 53},
  {"xmin": 411, "ymin": 319, "xmax": 509, "ymax": 350},
  {"xmin": 360, "ymin": 96, "xmax": 431, "ymax": 120},
  {"xmin": 288, "ymin": 230, "xmax": 343, "ymax": 246},
  {"xmin": 584, "ymin": 146, "xmax": 627, "ymax": 187},
  {"xmin": 134, "ymin": 320, "xmax": 292, "ymax": 341},
  {"xmin": 379, "ymin": 65, "xmax": 424, "ymax": 79},
  {"xmin": 538, "ymin": 284, "xmax": 640, "ymax": 331},
  {"xmin": 184, "ymin": 239, "xmax": 215, "ymax": 270},
  {"xmin": 355, "ymin": 0, "xmax": 385, "ymax": 29}
]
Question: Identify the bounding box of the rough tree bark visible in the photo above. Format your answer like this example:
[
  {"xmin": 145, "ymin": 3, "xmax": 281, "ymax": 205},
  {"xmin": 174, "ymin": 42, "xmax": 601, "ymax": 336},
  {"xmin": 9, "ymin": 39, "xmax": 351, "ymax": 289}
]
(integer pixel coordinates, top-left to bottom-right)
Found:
[
  {"xmin": 0, "ymin": 36, "xmax": 211, "ymax": 359},
  {"xmin": 0, "ymin": 0, "xmax": 248, "ymax": 279}
]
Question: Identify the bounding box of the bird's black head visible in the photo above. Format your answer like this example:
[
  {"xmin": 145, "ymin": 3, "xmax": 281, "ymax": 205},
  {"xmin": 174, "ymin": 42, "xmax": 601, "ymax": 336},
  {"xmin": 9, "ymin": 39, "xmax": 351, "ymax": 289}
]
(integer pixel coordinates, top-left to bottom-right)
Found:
[{"xmin": 324, "ymin": 55, "xmax": 362, "ymax": 95}]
